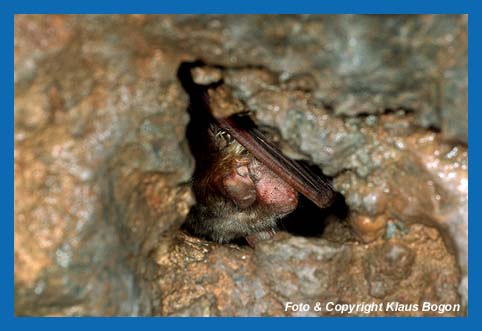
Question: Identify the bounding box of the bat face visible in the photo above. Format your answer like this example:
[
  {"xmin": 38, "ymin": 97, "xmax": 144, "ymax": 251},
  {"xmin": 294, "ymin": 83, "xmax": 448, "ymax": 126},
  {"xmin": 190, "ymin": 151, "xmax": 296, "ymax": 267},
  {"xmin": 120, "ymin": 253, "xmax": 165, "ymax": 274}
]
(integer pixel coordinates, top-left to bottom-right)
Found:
[
  {"xmin": 178, "ymin": 61, "xmax": 335, "ymax": 246},
  {"xmin": 213, "ymin": 127, "xmax": 299, "ymax": 215},
  {"xmin": 217, "ymin": 151, "xmax": 298, "ymax": 213}
]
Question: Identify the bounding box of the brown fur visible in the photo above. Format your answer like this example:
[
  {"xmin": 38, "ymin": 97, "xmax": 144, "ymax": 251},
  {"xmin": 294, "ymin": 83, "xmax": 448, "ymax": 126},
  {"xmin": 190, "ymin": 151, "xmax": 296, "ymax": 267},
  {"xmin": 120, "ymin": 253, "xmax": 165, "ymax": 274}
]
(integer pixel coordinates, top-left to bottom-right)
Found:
[{"xmin": 184, "ymin": 124, "xmax": 295, "ymax": 244}]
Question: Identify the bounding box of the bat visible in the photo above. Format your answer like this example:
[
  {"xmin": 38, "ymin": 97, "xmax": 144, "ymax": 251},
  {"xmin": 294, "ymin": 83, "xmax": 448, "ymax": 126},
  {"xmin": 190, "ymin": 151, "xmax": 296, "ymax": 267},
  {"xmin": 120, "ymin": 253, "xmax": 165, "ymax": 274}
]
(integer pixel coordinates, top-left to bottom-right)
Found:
[{"xmin": 178, "ymin": 61, "xmax": 335, "ymax": 246}]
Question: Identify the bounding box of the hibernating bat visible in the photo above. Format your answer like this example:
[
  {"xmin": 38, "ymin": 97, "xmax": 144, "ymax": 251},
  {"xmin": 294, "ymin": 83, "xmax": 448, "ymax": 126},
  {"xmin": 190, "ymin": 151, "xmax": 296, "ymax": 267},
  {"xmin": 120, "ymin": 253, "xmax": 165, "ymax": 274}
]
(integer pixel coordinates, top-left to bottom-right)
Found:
[{"xmin": 178, "ymin": 61, "xmax": 335, "ymax": 246}]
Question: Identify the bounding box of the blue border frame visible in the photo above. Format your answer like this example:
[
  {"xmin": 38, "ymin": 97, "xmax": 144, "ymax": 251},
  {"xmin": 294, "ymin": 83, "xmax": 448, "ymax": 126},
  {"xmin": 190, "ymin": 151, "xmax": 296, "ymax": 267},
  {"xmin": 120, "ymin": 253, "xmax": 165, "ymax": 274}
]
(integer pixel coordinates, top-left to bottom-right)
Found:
[{"xmin": 2, "ymin": 0, "xmax": 478, "ymax": 328}]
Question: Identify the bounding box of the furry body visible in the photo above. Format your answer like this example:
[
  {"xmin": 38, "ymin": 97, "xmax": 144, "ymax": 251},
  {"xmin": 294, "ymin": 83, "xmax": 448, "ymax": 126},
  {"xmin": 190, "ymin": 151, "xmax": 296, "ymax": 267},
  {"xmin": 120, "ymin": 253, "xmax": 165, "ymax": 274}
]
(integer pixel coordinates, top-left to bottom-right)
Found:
[{"xmin": 184, "ymin": 124, "xmax": 298, "ymax": 244}]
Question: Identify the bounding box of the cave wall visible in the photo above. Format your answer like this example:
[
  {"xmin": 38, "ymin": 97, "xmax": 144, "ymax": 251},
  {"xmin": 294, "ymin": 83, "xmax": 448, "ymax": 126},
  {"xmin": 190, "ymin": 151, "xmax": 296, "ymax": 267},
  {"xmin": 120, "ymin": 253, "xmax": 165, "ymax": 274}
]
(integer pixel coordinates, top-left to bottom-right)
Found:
[{"xmin": 14, "ymin": 15, "xmax": 467, "ymax": 316}]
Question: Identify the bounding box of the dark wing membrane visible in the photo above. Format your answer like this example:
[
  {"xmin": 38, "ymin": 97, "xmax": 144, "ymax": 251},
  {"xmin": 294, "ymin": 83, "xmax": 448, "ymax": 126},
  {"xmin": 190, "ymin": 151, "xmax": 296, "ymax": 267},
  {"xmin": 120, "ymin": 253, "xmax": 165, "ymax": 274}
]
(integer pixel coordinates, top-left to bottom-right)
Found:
[{"xmin": 215, "ymin": 115, "xmax": 335, "ymax": 209}]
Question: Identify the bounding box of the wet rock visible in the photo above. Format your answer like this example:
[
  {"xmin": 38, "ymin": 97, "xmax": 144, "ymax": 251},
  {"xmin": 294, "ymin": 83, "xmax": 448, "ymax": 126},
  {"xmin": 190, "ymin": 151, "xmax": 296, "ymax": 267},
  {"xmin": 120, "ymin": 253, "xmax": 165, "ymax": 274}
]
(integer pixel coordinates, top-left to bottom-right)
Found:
[
  {"xmin": 15, "ymin": 15, "xmax": 467, "ymax": 316},
  {"xmin": 363, "ymin": 242, "xmax": 415, "ymax": 298},
  {"xmin": 147, "ymin": 227, "xmax": 459, "ymax": 316},
  {"xmin": 351, "ymin": 214, "xmax": 387, "ymax": 243},
  {"xmin": 156, "ymin": 15, "xmax": 467, "ymax": 143},
  {"xmin": 247, "ymin": 78, "xmax": 467, "ymax": 306},
  {"xmin": 14, "ymin": 15, "xmax": 194, "ymax": 315}
]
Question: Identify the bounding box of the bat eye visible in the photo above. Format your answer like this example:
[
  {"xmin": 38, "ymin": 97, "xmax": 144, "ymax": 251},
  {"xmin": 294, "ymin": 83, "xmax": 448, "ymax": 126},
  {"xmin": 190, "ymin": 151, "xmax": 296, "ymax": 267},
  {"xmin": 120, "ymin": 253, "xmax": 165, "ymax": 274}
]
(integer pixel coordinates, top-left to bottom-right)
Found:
[
  {"xmin": 236, "ymin": 165, "xmax": 250, "ymax": 178},
  {"xmin": 249, "ymin": 172, "xmax": 260, "ymax": 183}
]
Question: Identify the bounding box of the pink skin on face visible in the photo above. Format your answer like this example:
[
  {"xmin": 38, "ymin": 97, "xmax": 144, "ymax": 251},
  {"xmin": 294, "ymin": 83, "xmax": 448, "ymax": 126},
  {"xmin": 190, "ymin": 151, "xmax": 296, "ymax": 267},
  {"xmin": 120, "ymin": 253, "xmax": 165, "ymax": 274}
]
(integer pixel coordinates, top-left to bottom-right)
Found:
[{"xmin": 220, "ymin": 159, "xmax": 298, "ymax": 213}]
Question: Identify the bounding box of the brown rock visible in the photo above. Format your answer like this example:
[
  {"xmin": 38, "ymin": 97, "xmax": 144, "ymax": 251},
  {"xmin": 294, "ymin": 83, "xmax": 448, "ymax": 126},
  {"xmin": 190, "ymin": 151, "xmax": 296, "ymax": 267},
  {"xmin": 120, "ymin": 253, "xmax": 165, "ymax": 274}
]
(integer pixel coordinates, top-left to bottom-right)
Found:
[{"xmin": 14, "ymin": 15, "xmax": 467, "ymax": 316}]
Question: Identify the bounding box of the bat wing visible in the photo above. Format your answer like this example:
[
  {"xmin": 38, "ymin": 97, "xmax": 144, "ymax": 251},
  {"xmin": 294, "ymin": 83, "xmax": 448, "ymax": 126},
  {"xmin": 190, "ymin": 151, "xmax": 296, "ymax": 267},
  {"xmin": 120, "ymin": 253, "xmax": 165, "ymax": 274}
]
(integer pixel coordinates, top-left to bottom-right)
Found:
[{"xmin": 178, "ymin": 60, "xmax": 335, "ymax": 209}]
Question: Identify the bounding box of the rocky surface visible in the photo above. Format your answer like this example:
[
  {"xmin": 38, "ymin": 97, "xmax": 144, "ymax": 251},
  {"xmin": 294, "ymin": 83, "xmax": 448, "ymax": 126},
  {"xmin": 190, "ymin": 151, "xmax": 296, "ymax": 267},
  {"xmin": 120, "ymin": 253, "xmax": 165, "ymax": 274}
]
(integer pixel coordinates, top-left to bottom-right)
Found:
[
  {"xmin": 14, "ymin": 15, "xmax": 467, "ymax": 316},
  {"xmin": 149, "ymin": 227, "xmax": 459, "ymax": 316}
]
